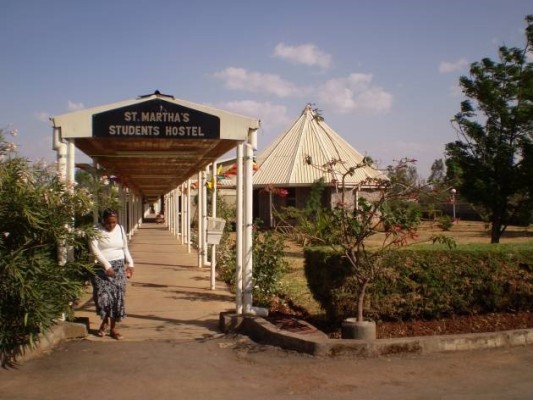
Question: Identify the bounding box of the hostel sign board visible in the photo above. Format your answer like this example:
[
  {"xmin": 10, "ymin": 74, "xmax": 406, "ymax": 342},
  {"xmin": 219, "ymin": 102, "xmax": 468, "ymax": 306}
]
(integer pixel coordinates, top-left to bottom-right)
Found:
[{"xmin": 92, "ymin": 99, "xmax": 220, "ymax": 139}]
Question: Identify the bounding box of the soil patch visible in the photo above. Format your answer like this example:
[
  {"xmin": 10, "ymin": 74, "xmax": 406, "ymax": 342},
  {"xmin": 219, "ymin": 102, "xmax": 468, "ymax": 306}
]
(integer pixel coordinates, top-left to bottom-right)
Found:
[
  {"xmin": 374, "ymin": 311, "xmax": 533, "ymax": 339},
  {"xmin": 267, "ymin": 300, "xmax": 532, "ymax": 339}
]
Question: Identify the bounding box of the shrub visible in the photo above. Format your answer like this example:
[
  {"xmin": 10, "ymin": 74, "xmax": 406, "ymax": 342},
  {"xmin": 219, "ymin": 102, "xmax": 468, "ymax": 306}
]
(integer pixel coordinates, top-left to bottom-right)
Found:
[
  {"xmin": 217, "ymin": 218, "xmax": 288, "ymax": 307},
  {"xmin": 304, "ymin": 245, "xmax": 533, "ymax": 325},
  {"xmin": 251, "ymin": 229, "xmax": 288, "ymax": 306},
  {"xmin": 0, "ymin": 130, "xmax": 95, "ymax": 366},
  {"xmin": 438, "ymin": 215, "xmax": 454, "ymax": 231}
]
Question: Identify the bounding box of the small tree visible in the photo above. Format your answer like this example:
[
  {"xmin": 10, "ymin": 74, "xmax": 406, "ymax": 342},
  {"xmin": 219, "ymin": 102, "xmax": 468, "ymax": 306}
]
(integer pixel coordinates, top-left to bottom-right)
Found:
[
  {"xmin": 283, "ymin": 157, "xmax": 451, "ymax": 323},
  {"xmin": 445, "ymin": 15, "xmax": 533, "ymax": 243}
]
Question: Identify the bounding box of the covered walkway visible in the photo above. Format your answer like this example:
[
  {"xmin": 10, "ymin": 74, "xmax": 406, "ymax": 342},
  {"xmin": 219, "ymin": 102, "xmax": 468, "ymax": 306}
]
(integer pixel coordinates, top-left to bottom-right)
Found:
[
  {"xmin": 76, "ymin": 223, "xmax": 235, "ymax": 342},
  {"xmin": 52, "ymin": 91, "xmax": 260, "ymax": 315}
]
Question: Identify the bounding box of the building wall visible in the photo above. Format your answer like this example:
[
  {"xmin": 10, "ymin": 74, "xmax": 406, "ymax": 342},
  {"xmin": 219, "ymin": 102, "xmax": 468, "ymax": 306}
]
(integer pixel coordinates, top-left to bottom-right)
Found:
[{"xmin": 253, "ymin": 186, "xmax": 332, "ymax": 228}]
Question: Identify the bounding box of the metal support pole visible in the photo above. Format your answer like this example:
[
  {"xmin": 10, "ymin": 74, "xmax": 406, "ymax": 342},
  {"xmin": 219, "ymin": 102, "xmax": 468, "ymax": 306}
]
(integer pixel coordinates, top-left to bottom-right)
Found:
[
  {"xmin": 202, "ymin": 167, "xmax": 209, "ymax": 266},
  {"xmin": 210, "ymin": 161, "xmax": 218, "ymax": 290},
  {"xmin": 235, "ymin": 143, "xmax": 243, "ymax": 314},
  {"xmin": 180, "ymin": 184, "xmax": 185, "ymax": 244},
  {"xmin": 243, "ymin": 139, "xmax": 254, "ymax": 314},
  {"xmin": 186, "ymin": 178, "xmax": 191, "ymax": 253},
  {"xmin": 197, "ymin": 171, "xmax": 203, "ymax": 268},
  {"xmin": 451, "ymin": 188, "xmax": 457, "ymax": 222},
  {"xmin": 67, "ymin": 140, "xmax": 75, "ymax": 187}
]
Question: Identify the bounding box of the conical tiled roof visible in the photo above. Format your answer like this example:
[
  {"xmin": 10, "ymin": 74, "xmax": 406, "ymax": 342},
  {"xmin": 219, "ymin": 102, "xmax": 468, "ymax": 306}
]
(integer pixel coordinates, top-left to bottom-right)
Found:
[{"xmin": 254, "ymin": 104, "xmax": 387, "ymax": 187}]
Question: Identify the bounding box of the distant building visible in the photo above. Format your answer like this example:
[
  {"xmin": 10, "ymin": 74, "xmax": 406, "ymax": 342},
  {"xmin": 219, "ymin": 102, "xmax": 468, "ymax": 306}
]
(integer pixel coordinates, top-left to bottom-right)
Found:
[{"xmin": 251, "ymin": 104, "xmax": 387, "ymax": 228}]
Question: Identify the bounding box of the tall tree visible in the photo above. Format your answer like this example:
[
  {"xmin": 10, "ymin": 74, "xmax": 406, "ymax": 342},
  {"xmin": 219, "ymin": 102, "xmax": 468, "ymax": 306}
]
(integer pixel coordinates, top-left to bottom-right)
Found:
[
  {"xmin": 428, "ymin": 159, "xmax": 446, "ymax": 187},
  {"xmin": 386, "ymin": 161, "xmax": 419, "ymax": 193},
  {"xmin": 445, "ymin": 15, "xmax": 533, "ymax": 243}
]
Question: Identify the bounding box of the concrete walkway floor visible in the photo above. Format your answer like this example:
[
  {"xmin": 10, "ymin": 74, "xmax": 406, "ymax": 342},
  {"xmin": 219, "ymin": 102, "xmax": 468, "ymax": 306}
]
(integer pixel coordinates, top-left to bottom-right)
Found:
[{"xmin": 76, "ymin": 223, "xmax": 235, "ymax": 342}]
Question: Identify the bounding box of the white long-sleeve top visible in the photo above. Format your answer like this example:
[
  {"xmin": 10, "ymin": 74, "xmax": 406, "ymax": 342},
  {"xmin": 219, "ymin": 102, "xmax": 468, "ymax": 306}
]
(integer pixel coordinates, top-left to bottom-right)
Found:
[{"xmin": 89, "ymin": 224, "xmax": 134, "ymax": 271}]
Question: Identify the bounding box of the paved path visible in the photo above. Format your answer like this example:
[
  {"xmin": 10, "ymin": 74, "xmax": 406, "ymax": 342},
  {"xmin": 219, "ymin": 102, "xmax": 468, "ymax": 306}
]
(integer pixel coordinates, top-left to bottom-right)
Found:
[
  {"xmin": 3, "ymin": 337, "xmax": 533, "ymax": 399},
  {"xmin": 76, "ymin": 223, "xmax": 235, "ymax": 342}
]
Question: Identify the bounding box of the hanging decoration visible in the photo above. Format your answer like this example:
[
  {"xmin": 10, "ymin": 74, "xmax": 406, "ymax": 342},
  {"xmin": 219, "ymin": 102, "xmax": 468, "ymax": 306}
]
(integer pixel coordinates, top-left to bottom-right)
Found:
[
  {"xmin": 223, "ymin": 159, "xmax": 259, "ymax": 177},
  {"xmin": 260, "ymin": 184, "xmax": 288, "ymax": 197}
]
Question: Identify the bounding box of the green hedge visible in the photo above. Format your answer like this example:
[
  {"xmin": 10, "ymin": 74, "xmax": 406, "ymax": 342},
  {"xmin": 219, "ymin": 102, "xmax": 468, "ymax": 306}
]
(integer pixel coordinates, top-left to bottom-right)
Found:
[{"xmin": 304, "ymin": 246, "xmax": 533, "ymax": 323}]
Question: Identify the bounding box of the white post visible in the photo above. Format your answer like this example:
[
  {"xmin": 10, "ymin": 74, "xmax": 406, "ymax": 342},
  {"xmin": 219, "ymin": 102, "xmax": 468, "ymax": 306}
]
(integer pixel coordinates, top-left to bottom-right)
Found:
[
  {"xmin": 120, "ymin": 187, "xmax": 127, "ymax": 233},
  {"xmin": 65, "ymin": 140, "xmax": 76, "ymax": 262},
  {"xmin": 203, "ymin": 167, "xmax": 209, "ymax": 266},
  {"xmin": 170, "ymin": 191, "xmax": 175, "ymax": 235},
  {"xmin": 128, "ymin": 189, "xmax": 133, "ymax": 239},
  {"xmin": 138, "ymin": 195, "xmax": 142, "ymax": 228},
  {"xmin": 177, "ymin": 186, "xmax": 181, "ymax": 239},
  {"xmin": 243, "ymin": 136, "xmax": 254, "ymax": 314},
  {"xmin": 178, "ymin": 186, "xmax": 181, "ymax": 236},
  {"xmin": 134, "ymin": 195, "xmax": 140, "ymax": 232},
  {"xmin": 167, "ymin": 193, "xmax": 172, "ymax": 233},
  {"xmin": 164, "ymin": 194, "xmax": 169, "ymax": 229},
  {"xmin": 186, "ymin": 178, "xmax": 191, "ymax": 253},
  {"xmin": 235, "ymin": 143, "xmax": 244, "ymax": 314},
  {"xmin": 53, "ymin": 127, "xmax": 67, "ymax": 182},
  {"xmin": 180, "ymin": 183, "xmax": 185, "ymax": 244},
  {"xmin": 67, "ymin": 140, "xmax": 75, "ymax": 187},
  {"xmin": 92, "ymin": 160, "xmax": 99, "ymax": 225},
  {"xmin": 210, "ymin": 161, "xmax": 218, "ymax": 290},
  {"xmin": 197, "ymin": 171, "xmax": 203, "ymax": 268}
]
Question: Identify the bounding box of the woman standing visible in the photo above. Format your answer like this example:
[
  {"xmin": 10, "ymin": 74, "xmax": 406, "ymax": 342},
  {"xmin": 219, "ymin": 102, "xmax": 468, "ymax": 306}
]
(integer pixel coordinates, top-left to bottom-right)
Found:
[{"xmin": 89, "ymin": 208, "xmax": 134, "ymax": 340}]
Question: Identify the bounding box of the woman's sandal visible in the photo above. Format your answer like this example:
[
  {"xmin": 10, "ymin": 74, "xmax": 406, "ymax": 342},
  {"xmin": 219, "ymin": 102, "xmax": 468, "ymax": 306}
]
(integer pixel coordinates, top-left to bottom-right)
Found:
[
  {"xmin": 110, "ymin": 330, "xmax": 124, "ymax": 340},
  {"xmin": 97, "ymin": 323, "xmax": 108, "ymax": 337}
]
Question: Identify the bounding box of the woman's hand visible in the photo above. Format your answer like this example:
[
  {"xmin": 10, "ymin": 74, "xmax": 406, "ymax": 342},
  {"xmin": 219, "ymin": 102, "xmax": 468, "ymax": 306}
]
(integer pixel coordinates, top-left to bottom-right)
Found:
[
  {"xmin": 126, "ymin": 267, "xmax": 134, "ymax": 279},
  {"xmin": 105, "ymin": 268, "xmax": 115, "ymax": 277}
]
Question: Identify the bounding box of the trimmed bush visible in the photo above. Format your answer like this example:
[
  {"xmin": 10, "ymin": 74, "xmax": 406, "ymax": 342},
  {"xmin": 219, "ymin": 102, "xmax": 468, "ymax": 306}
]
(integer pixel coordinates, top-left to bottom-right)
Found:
[{"xmin": 304, "ymin": 246, "xmax": 533, "ymax": 324}]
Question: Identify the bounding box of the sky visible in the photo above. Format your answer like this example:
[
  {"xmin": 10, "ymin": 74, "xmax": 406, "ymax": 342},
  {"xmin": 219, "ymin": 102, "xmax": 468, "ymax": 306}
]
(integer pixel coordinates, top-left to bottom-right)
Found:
[{"xmin": 1, "ymin": 0, "xmax": 531, "ymax": 179}]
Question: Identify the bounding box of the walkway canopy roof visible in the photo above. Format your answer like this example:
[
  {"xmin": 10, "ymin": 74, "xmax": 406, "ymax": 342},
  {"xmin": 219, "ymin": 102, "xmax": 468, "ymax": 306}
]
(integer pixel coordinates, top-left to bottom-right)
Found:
[
  {"xmin": 253, "ymin": 104, "xmax": 387, "ymax": 188},
  {"xmin": 51, "ymin": 91, "xmax": 260, "ymax": 202}
]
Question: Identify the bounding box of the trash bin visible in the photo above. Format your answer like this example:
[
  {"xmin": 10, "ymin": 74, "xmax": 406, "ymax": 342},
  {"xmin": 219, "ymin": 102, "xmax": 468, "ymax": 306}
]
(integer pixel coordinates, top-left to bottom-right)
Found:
[{"xmin": 206, "ymin": 217, "xmax": 226, "ymax": 244}]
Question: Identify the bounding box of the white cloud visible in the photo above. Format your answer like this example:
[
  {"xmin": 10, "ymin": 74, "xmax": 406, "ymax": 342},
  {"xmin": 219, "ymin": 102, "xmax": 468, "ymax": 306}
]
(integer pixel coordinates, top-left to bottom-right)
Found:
[
  {"xmin": 439, "ymin": 58, "xmax": 468, "ymax": 74},
  {"xmin": 273, "ymin": 43, "xmax": 332, "ymax": 69},
  {"xmin": 212, "ymin": 67, "xmax": 309, "ymax": 98},
  {"xmin": 34, "ymin": 112, "xmax": 49, "ymax": 122},
  {"xmin": 317, "ymin": 73, "xmax": 393, "ymax": 114},
  {"xmin": 216, "ymin": 100, "xmax": 291, "ymax": 134},
  {"xmin": 67, "ymin": 100, "xmax": 85, "ymax": 111}
]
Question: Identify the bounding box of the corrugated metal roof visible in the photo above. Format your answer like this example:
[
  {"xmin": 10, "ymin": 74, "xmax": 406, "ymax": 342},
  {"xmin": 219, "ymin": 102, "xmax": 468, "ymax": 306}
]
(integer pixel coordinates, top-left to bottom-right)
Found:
[{"xmin": 254, "ymin": 104, "xmax": 387, "ymax": 187}]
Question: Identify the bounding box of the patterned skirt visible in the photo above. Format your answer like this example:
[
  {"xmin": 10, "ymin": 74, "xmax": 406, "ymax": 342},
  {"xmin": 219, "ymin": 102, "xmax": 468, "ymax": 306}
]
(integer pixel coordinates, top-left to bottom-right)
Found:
[{"xmin": 92, "ymin": 259, "xmax": 127, "ymax": 321}]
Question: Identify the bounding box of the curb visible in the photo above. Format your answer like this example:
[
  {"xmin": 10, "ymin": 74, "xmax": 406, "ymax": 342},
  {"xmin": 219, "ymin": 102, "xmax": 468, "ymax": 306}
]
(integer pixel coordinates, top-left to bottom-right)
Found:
[
  {"xmin": 16, "ymin": 321, "xmax": 88, "ymax": 365},
  {"xmin": 14, "ymin": 313, "xmax": 533, "ymax": 364},
  {"xmin": 219, "ymin": 311, "xmax": 533, "ymax": 357}
]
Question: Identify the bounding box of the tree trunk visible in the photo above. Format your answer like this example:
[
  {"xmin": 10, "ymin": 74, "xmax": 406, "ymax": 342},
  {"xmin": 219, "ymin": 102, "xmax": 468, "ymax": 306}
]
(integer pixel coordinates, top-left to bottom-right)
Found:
[
  {"xmin": 490, "ymin": 212, "xmax": 503, "ymax": 244},
  {"xmin": 357, "ymin": 280, "xmax": 369, "ymax": 322}
]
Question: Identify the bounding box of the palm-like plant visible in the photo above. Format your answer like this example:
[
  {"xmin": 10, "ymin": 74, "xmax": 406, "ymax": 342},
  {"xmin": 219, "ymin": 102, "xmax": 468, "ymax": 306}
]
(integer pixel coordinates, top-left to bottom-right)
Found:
[{"xmin": 0, "ymin": 129, "xmax": 96, "ymax": 366}]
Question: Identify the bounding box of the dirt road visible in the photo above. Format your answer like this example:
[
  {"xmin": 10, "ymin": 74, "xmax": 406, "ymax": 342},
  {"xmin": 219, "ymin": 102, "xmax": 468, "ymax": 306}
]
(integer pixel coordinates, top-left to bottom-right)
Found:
[{"xmin": 2, "ymin": 335, "xmax": 532, "ymax": 400}]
